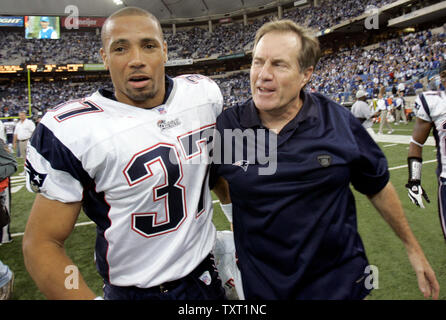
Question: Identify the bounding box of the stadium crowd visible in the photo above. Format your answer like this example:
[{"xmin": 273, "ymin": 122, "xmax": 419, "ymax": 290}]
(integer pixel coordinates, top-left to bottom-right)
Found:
[
  {"xmin": 0, "ymin": 31, "xmax": 102, "ymax": 65},
  {"xmin": 0, "ymin": 80, "xmax": 113, "ymax": 117},
  {"xmin": 214, "ymin": 73, "xmax": 251, "ymax": 108},
  {"xmin": 0, "ymin": 0, "xmax": 400, "ymax": 64},
  {"xmin": 0, "ymin": 0, "xmax": 445, "ymax": 116},
  {"xmin": 311, "ymin": 29, "xmax": 446, "ymax": 102},
  {"xmin": 2, "ymin": 27, "xmax": 444, "ymax": 114},
  {"xmin": 283, "ymin": 0, "xmax": 397, "ymax": 32}
]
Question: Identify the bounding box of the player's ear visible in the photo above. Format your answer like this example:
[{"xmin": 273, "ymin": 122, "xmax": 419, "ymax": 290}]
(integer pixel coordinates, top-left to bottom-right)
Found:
[{"xmin": 100, "ymin": 47, "xmax": 109, "ymax": 70}]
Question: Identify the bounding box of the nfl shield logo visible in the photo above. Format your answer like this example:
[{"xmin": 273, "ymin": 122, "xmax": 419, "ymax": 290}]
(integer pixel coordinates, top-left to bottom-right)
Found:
[
  {"xmin": 198, "ymin": 270, "xmax": 212, "ymax": 286},
  {"xmin": 317, "ymin": 155, "xmax": 332, "ymax": 167},
  {"xmin": 156, "ymin": 106, "xmax": 167, "ymax": 114}
]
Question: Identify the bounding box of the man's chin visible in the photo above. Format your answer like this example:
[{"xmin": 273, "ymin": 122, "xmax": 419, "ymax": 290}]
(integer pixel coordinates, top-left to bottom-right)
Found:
[
  {"xmin": 253, "ymin": 97, "xmax": 277, "ymax": 111},
  {"xmin": 126, "ymin": 89, "xmax": 157, "ymax": 102}
]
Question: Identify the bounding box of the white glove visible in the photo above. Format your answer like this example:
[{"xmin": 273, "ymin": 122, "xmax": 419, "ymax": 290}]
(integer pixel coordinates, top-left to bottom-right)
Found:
[{"xmin": 406, "ymin": 181, "xmax": 430, "ymax": 209}]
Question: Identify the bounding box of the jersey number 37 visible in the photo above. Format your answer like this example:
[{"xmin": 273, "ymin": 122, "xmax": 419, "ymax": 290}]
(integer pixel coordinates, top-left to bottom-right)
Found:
[{"xmin": 123, "ymin": 126, "xmax": 214, "ymax": 238}]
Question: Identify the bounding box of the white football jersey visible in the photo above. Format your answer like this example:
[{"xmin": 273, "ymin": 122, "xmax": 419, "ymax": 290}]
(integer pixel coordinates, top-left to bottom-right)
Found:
[
  {"xmin": 25, "ymin": 75, "xmax": 223, "ymax": 288},
  {"xmin": 415, "ymin": 90, "xmax": 446, "ymax": 178}
]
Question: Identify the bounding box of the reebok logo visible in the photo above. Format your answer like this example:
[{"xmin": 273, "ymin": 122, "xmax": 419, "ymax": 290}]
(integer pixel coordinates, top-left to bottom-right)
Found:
[
  {"xmin": 157, "ymin": 118, "xmax": 181, "ymax": 131},
  {"xmin": 317, "ymin": 155, "xmax": 332, "ymax": 167}
]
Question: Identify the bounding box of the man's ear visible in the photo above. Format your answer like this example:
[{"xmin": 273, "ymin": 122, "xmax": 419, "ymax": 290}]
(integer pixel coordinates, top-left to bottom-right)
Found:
[
  {"xmin": 100, "ymin": 47, "xmax": 109, "ymax": 70},
  {"xmin": 303, "ymin": 66, "xmax": 314, "ymax": 83}
]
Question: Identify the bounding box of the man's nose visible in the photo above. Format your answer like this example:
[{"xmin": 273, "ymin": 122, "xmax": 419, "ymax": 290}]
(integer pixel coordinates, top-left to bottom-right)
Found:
[
  {"xmin": 128, "ymin": 48, "xmax": 146, "ymax": 68},
  {"xmin": 258, "ymin": 62, "xmax": 273, "ymax": 80}
]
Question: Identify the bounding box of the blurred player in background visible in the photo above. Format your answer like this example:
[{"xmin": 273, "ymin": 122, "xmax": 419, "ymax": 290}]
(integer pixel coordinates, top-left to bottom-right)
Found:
[
  {"xmin": 4, "ymin": 120, "xmax": 15, "ymax": 146},
  {"xmin": 23, "ymin": 7, "xmax": 226, "ymax": 300},
  {"xmin": 407, "ymin": 61, "xmax": 446, "ymax": 239}
]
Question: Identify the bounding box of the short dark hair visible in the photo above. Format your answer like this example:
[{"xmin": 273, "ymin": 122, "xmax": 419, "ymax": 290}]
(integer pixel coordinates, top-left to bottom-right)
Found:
[{"xmin": 101, "ymin": 7, "xmax": 163, "ymax": 48}]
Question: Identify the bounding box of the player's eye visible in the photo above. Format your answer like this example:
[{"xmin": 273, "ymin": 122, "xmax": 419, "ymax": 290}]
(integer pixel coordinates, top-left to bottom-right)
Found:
[
  {"xmin": 113, "ymin": 47, "xmax": 125, "ymax": 52},
  {"xmin": 252, "ymin": 59, "xmax": 263, "ymax": 67}
]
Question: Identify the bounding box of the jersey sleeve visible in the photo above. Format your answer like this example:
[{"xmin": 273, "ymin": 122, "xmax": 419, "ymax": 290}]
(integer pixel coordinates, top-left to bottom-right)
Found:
[
  {"xmin": 414, "ymin": 93, "xmax": 433, "ymax": 122},
  {"xmin": 25, "ymin": 121, "xmax": 86, "ymax": 203},
  {"xmin": 175, "ymin": 74, "xmax": 223, "ymax": 117},
  {"xmin": 207, "ymin": 78, "xmax": 224, "ymax": 117},
  {"xmin": 349, "ymin": 114, "xmax": 390, "ymax": 195}
]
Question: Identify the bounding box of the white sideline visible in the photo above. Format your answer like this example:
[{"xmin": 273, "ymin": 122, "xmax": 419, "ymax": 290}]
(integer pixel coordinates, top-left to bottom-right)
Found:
[
  {"xmin": 368, "ymin": 129, "xmax": 435, "ymax": 146},
  {"xmin": 389, "ymin": 159, "xmax": 437, "ymax": 171}
]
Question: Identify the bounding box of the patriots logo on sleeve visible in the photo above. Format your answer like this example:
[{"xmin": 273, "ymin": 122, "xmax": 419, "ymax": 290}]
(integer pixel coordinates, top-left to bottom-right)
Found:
[
  {"xmin": 414, "ymin": 101, "xmax": 420, "ymax": 112},
  {"xmin": 25, "ymin": 159, "xmax": 47, "ymax": 193}
]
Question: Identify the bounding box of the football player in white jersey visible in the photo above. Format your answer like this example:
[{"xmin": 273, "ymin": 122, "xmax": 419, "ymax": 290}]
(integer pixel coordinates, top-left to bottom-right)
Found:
[
  {"xmin": 22, "ymin": 7, "xmax": 226, "ymax": 300},
  {"xmin": 407, "ymin": 61, "xmax": 446, "ymax": 239}
]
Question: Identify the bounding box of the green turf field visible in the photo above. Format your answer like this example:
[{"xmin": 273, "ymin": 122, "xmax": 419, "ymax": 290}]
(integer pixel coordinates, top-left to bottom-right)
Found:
[{"xmin": 1, "ymin": 121, "xmax": 445, "ymax": 300}]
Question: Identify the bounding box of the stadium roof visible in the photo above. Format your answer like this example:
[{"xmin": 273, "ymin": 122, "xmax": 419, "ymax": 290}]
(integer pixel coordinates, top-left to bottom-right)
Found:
[{"xmin": 0, "ymin": 0, "xmax": 296, "ymax": 22}]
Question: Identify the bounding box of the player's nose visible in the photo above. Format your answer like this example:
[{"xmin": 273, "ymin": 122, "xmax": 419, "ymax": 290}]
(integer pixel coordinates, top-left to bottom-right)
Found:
[{"xmin": 128, "ymin": 48, "xmax": 146, "ymax": 68}]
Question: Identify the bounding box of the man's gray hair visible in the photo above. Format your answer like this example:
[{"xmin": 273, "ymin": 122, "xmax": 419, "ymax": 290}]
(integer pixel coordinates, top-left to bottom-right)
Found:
[{"xmin": 253, "ymin": 19, "xmax": 321, "ymax": 72}]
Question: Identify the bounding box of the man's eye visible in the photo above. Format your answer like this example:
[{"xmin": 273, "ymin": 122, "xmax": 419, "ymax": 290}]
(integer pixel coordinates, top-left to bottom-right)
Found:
[
  {"xmin": 113, "ymin": 47, "xmax": 124, "ymax": 52},
  {"xmin": 275, "ymin": 63, "xmax": 287, "ymax": 68}
]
